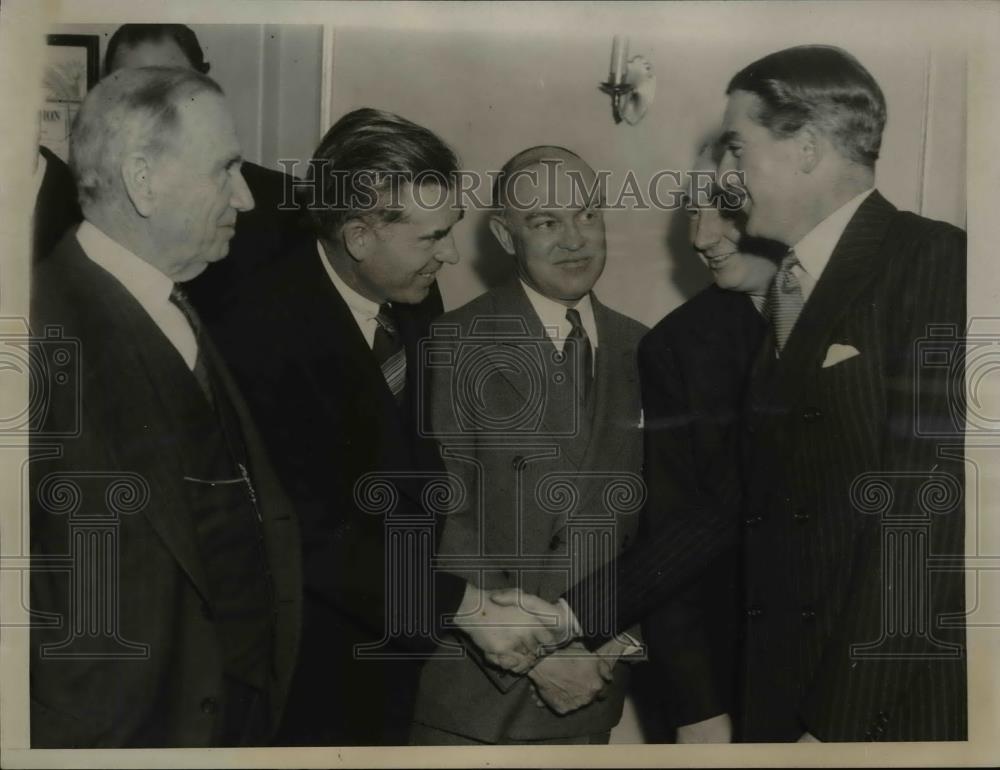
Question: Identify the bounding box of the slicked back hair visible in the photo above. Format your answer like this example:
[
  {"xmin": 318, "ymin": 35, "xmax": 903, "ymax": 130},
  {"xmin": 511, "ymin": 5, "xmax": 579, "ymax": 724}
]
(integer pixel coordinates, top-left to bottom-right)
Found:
[
  {"xmin": 104, "ymin": 24, "xmax": 210, "ymax": 76},
  {"xmin": 307, "ymin": 108, "xmax": 460, "ymax": 238},
  {"xmin": 727, "ymin": 45, "xmax": 887, "ymax": 168},
  {"xmin": 70, "ymin": 66, "xmax": 223, "ymax": 208}
]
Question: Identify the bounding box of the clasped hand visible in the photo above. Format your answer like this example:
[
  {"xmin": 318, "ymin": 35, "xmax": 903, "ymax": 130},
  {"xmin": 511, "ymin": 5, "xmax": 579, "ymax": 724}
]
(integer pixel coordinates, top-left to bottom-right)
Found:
[
  {"xmin": 529, "ymin": 642, "xmax": 614, "ymax": 715},
  {"xmin": 454, "ymin": 585, "xmax": 576, "ymax": 673}
]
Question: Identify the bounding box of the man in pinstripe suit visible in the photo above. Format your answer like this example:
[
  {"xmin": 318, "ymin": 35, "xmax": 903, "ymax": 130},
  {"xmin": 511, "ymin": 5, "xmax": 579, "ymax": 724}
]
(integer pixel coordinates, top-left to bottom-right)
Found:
[
  {"xmin": 545, "ymin": 44, "xmax": 967, "ymax": 743},
  {"xmin": 713, "ymin": 44, "xmax": 967, "ymax": 742}
]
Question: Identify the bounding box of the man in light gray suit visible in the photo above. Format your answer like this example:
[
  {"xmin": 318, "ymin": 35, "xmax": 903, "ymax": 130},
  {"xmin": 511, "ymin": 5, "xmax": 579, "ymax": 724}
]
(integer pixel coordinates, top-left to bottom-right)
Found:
[{"xmin": 411, "ymin": 146, "xmax": 647, "ymax": 745}]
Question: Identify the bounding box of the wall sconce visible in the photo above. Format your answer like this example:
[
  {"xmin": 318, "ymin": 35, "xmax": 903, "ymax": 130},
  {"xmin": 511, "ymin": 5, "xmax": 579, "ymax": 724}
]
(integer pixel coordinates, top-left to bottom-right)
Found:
[{"xmin": 599, "ymin": 35, "xmax": 656, "ymax": 125}]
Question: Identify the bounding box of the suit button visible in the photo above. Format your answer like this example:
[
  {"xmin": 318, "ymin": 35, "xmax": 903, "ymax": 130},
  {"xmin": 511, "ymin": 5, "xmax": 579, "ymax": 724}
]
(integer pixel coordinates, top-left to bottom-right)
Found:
[
  {"xmin": 200, "ymin": 602, "xmax": 214, "ymax": 620},
  {"xmin": 802, "ymin": 407, "xmax": 822, "ymax": 422},
  {"xmin": 800, "ymin": 606, "xmax": 816, "ymax": 621},
  {"xmin": 200, "ymin": 697, "xmax": 218, "ymax": 714},
  {"xmin": 877, "ymin": 711, "xmax": 889, "ymax": 724},
  {"xmin": 744, "ymin": 514, "xmax": 764, "ymax": 528},
  {"xmin": 511, "ymin": 455, "xmax": 524, "ymax": 470},
  {"xmin": 549, "ymin": 535, "xmax": 562, "ymax": 551},
  {"xmin": 793, "ymin": 509, "xmax": 810, "ymax": 523},
  {"xmin": 746, "ymin": 606, "xmax": 764, "ymax": 618}
]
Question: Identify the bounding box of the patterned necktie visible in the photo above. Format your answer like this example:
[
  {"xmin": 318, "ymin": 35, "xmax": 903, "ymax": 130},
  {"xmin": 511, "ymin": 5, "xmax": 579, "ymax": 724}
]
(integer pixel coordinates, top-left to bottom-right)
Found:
[
  {"xmin": 373, "ymin": 303, "xmax": 407, "ymax": 403},
  {"xmin": 565, "ymin": 307, "xmax": 594, "ymax": 406},
  {"xmin": 763, "ymin": 250, "xmax": 805, "ymax": 354},
  {"xmin": 169, "ymin": 286, "xmax": 215, "ymax": 407}
]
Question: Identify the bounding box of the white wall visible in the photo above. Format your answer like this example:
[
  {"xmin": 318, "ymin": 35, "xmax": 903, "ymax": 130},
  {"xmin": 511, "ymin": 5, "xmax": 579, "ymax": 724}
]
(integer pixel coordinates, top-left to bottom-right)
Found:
[{"xmin": 325, "ymin": 27, "xmax": 966, "ymax": 327}]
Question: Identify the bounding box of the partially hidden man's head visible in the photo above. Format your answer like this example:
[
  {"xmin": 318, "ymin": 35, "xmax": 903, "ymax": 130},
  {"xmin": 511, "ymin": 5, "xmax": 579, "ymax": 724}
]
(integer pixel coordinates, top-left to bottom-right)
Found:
[
  {"xmin": 490, "ymin": 146, "xmax": 607, "ymax": 306},
  {"xmin": 71, "ymin": 67, "xmax": 253, "ymax": 281},
  {"xmin": 104, "ymin": 24, "xmax": 209, "ymax": 75},
  {"xmin": 686, "ymin": 145, "xmax": 777, "ymax": 295},
  {"xmin": 308, "ymin": 108, "xmax": 464, "ymax": 305},
  {"xmin": 718, "ymin": 45, "xmax": 886, "ymax": 243}
]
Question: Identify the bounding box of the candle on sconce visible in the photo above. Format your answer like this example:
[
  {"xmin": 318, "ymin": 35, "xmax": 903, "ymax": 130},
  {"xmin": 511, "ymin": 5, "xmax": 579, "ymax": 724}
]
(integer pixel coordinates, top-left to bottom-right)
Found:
[{"xmin": 610, "ymin": 35, "xmax": 630, "ymax": 85}]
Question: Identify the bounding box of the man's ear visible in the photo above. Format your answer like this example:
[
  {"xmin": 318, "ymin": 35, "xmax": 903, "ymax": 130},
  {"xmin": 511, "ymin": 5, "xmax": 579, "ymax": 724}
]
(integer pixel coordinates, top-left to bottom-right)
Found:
[
  {"xmin": 120, "ymin": 153, "xmax": 155, "ymax": 217},
  {"xmin": 798, "ymin": 125, "xmax": 822, "ymax": 174},
  {"xmin": 341, "ymin": 217, "xmax": 373, "ymax": 262},
  {"xmin": 488, "ymin": 214, "xmax": 516, "ymax": 256}
]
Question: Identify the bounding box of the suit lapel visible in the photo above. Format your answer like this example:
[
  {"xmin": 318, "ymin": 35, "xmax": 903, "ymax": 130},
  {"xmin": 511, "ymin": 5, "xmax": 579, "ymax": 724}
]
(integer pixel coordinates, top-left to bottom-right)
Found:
[
  {"xmin": 295, "ymin": 249, "xmax": 440, "ymax": 508},
  {"xmin": 487, "ymin": 281, "xmax": 585, "ymax": 464},
  {"xmin": 757, "ymin": 190, "xmax": 896, "ymax": 398},
  {"xmin": 65, "ymin": 244, "xmax": 214, "ymax": 602}
]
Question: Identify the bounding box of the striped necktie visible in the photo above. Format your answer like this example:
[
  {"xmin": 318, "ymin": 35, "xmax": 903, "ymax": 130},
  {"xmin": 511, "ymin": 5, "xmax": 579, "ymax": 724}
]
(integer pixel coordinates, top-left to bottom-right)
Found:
[
  {"xmin": 373, "ymin": 303, "xmax": 406, "ymax": 403},
  {"xmin": 763, "ymin": 250, "xmax": 804, "ymax": 354}
]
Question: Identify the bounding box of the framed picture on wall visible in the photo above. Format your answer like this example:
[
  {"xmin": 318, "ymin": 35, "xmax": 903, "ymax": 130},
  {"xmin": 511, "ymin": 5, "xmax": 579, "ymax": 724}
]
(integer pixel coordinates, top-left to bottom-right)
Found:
[{"xmin": 40, "ymin": 34, "xmax": 100, "ymax": 162}]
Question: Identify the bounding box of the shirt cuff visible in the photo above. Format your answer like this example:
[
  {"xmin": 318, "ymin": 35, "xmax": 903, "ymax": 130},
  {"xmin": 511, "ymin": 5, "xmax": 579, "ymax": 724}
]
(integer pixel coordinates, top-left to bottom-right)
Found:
[{"xmin": 557, "ymin": 597, "xmax": 582, "ymax": 639}]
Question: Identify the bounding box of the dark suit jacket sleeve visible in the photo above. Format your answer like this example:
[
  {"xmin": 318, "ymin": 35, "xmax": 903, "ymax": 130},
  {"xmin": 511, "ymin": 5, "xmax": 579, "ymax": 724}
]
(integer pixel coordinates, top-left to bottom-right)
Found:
[
  {"xmin": 799, "ymin": 221, "xmax": 967, "ymax": 740},
  {"xmin": 635, "ymin": 330, "xmax": 734, "ymax": 726},
  {"xmin": 564, "ymin": 341, "xmax": 742, "ymax": 647}
]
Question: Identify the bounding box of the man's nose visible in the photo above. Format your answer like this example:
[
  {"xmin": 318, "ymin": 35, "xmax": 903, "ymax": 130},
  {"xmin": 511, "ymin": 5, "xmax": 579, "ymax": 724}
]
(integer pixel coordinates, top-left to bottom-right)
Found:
[
  {"xmin": 434, "ymin": 233, "xmax": 460, "ymax": 265},
  {"xmin": 692, "ymin": 209, "xmax": 723, "ymax": 252},
  {"xmin": 560, "ymin": 221, "xmax": 586, "ymax": 251},
  {"xmin": 231, "ymin": 169, "xmax": 255, "ymax": 212}
]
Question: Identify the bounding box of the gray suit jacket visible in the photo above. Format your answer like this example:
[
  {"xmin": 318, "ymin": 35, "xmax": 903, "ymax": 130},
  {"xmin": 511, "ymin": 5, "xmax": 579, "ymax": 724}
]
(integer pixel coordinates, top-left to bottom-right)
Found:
[{"xmin": 413, "ymin": 279, "xmax": 647, "ymax": 742}]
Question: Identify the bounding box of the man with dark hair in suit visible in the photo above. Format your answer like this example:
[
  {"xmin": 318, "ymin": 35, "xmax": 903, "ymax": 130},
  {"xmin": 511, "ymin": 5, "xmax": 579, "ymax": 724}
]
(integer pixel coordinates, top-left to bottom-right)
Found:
[
  {"xmin": 716, "ymin": 43, "xmax": 966, "ymax": 743},
  {"xmin": 30, "ymin": 66, "xmax": 302, "ymax": 747},
  {"xmin": 537, "ymin": 44, "xmax": 966, "ymax": 744},
  {"xmin": 411, "ymin": 146, "xmax": 647, "ymax": 746},
  {"xmin": 208, "ymin": 110, "xmax": 569, "ymax": 746}
]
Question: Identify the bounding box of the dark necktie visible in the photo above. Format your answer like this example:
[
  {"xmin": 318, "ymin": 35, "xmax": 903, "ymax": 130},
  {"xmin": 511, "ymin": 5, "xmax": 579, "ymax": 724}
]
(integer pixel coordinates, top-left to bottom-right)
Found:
[
  {"xmin": 565, "ymin": 306, "xmax": 594, "ymax": 407},
  {"xmin": 763, "ymin": 249, "xmax": 805, "ymax": 354},
  {"xmin": 373, "ymin": 303, "xmax": 407, "ymax": 403},
  {"xmin": 169, "ymin": 286, "xmax": 215, "ymax": 407}
]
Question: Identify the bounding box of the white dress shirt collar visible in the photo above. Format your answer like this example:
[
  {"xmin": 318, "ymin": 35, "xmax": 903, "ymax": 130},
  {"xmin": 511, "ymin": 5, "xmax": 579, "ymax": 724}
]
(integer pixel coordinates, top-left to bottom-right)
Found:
[
  {"xmin": 792, "ymin": 187, "xmax": 874, "ymax": 294},
  {"xmin": 519, "ymin": 279, "xmax": 599, "ymax": 353},
  {"xmin": 76, "ymin": 220, "xmax": 198, "ymax": 369},
  {"xmin": 317, "ymin": 239, "xmax": 383, "ymax": 349}
]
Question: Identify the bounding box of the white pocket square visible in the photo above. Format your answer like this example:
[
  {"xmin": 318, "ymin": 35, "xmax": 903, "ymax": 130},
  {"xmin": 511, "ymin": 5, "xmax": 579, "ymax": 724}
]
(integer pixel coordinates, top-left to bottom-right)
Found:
[{"xmin": 822, "ymin": 343, "xmax": 860, "ymax": 368}]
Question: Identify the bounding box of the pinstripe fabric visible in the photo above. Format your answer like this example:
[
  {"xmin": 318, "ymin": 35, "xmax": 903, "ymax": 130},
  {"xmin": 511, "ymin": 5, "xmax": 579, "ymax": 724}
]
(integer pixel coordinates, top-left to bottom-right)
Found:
[
  {"xmin": 739, "ymin": 191, "xmax": 967, "ymax": 742},
  {"xmin": 566, "ymin": 191, "xmax": 967, "ymax": 742}
]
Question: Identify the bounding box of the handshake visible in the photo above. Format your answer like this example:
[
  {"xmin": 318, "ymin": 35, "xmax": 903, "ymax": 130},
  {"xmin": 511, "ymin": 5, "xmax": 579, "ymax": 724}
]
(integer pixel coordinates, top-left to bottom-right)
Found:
[{"xmin": 452, "ymin": 584, "xmax": 624, "ymax": 715}]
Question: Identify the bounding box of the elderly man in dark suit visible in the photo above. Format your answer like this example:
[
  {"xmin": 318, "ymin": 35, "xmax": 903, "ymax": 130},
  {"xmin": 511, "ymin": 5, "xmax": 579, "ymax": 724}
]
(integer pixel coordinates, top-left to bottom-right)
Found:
[
  {"xmin": 544, "ymin": 45, "xmax": 966, "ymax": 744},
  {"xmin": 30, "ymin": 66, "xmax": 302, "ymax": 747},
  {"xmin": 410, "ymin": 146, "xmax": 648, "ymax": 746},
  {"xmin": 208, "ymin": 111, "xmax": 570, "ymax": 746}
]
